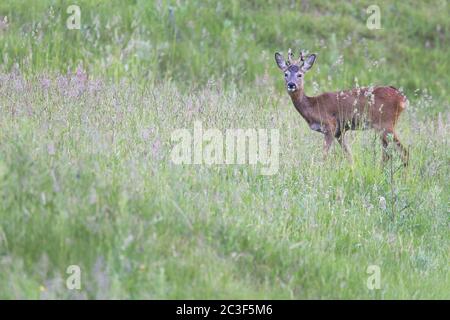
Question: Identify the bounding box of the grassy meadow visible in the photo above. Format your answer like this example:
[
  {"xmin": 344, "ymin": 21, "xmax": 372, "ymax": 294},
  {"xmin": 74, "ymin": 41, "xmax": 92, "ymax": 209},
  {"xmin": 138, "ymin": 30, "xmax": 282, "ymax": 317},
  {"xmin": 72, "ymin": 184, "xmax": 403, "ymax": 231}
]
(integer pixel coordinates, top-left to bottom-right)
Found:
[{"xmin": 0, "ymin": 1, "xmax": 449, "ymax": 299}]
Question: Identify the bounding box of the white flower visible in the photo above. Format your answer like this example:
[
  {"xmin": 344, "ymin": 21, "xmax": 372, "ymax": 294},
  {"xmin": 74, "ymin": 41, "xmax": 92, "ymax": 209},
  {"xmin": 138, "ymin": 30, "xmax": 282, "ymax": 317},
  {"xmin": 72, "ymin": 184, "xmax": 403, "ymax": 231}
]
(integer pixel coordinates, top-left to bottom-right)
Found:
[{"xmin": 379, "ymin": 196, "xmax": 387, "ymax": 210}]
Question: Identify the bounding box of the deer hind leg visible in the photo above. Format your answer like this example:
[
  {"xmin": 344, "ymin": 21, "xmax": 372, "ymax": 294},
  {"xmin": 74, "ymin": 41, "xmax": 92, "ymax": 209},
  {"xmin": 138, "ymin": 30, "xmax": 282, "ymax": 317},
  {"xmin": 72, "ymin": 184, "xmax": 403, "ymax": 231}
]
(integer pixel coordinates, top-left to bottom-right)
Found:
[
  {"xmin": 393, "ymin": 133, "xmax": 409, "ymax": 166},
  {"xmin": 381, "ymin": 131, "xmax": 391, "ymax": 163},
  {"xmin": 380, "ymin": 130, "xmax": 408, "ymax": 166},
  {"xmin": 336, "ymin": 130, "xmax": 353, "ymax": 165}
]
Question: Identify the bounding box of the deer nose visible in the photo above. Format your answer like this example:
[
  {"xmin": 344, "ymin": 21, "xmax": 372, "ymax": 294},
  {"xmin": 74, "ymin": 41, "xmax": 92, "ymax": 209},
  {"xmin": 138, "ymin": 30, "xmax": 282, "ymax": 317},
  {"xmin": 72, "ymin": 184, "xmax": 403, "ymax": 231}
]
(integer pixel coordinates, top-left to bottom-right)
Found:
[{"xmin": 287, "ymin": 82, "xmax": 297, "ymax": 90}]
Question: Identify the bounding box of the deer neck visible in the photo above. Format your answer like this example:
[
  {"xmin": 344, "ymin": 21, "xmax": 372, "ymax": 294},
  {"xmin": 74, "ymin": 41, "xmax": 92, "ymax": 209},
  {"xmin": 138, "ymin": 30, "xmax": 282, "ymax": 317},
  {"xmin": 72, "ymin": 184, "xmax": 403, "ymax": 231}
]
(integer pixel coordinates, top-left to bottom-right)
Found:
[{"xmin": 288, "ymin": 88, "xmax": 313, "ymax": 124}]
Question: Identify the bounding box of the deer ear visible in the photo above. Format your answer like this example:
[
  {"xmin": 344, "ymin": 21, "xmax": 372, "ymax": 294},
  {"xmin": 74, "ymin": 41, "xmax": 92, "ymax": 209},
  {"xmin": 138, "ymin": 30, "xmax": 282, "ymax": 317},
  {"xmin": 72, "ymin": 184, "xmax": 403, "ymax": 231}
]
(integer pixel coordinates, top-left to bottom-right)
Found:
[
  {"xmin": 301, "ymin": 54, "xmax": 317, "ymax": 72},
  {"xmin": 275, "ymin": 52, "xmax": 287, "ymax": 70}
]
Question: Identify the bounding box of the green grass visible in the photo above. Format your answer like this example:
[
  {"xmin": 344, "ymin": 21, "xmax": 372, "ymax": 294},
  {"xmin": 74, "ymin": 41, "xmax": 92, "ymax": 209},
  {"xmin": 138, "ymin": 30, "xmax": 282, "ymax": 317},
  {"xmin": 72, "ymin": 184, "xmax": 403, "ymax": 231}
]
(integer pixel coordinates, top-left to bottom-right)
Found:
[
  {"xmin": 0, "ymin": 1, "xmax": 449, "ymax": 299},
  {"xmin": 0, "ymin": 0, "xmax": 449, "ymax": 98}
]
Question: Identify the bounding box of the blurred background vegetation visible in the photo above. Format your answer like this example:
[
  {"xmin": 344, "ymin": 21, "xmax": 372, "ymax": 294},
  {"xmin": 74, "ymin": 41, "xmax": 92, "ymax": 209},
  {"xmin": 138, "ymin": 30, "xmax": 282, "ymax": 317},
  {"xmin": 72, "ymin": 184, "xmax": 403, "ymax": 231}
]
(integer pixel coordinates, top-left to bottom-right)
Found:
[
  {"xmin": 0, "ymin": 1, "xmax": 449, "ymax": 299},
  {"xmin": 0, "ymin": 0, "xmax": 448, "ymax": 102}
]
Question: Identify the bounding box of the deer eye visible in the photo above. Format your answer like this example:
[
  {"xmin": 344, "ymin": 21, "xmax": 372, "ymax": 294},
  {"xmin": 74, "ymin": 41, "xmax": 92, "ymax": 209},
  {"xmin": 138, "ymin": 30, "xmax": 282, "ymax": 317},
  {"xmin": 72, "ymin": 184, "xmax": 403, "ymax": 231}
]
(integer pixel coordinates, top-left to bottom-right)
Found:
[
  {"xmin": 284, "ymin": 72, "xmax": 288, "ymax": 78},
  {"xmin": 298, "ymin": 73, "xmax": 302, "ymax": 78}
]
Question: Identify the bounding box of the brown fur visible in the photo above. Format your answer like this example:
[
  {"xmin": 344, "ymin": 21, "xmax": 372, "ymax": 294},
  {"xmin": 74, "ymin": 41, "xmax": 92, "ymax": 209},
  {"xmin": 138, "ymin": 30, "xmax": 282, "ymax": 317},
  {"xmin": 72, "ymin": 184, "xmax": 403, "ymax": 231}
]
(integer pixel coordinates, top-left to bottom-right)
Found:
[{"xmin": 275, "ymin": 50, "xmax": 409, "ymax": 166}]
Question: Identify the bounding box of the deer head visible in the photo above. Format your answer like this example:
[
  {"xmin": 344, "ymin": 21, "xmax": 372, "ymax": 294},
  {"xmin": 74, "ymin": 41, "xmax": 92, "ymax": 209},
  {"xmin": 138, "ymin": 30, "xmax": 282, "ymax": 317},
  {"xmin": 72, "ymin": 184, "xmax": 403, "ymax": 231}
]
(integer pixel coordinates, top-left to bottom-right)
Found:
[{"xmin": 275, "ymin": 49, "xmax": 316, "ymax": 93}]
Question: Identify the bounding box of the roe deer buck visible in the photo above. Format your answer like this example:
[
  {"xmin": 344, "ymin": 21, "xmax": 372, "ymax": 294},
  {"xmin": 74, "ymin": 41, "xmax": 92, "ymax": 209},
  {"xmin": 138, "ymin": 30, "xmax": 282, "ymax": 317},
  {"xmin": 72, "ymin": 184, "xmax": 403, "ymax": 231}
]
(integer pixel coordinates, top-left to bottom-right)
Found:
[{"xmin": 275, "ymin": 49, "xmax": 409, "ymax": 166}]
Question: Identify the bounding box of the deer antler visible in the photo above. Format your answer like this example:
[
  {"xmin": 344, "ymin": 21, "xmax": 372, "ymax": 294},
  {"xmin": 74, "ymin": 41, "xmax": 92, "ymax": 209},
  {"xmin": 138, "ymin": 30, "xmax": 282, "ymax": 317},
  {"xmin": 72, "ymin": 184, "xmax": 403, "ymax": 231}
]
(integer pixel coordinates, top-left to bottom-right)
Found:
[
  {"xmin": 287, "ymin": 48, "xmax": 306, "ymax": 65},
  {"xmin": 287, "ymin": 48, "xmax": 294, "ymax": 65},
  {"xmin": 299, "ymin": 50, "xmax": 306, "ymax": 62}
]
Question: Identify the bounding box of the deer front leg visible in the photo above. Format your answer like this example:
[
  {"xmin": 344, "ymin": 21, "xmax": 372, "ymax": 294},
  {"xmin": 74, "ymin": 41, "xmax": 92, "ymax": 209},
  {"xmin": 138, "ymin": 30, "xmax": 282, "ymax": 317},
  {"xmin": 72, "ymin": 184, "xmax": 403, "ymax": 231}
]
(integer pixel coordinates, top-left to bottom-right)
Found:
[
  {"xmin": 323, "ymin": 133, "xmax": 335, "ymax": 160},
  {"xmin": 322, "ymin": 121, "xmax": 337, "ymax": 160}
]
